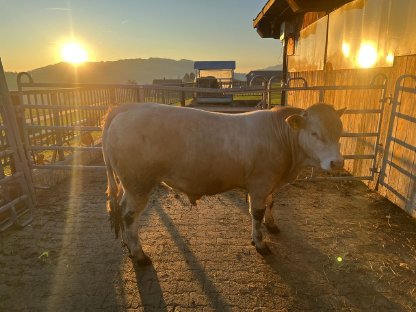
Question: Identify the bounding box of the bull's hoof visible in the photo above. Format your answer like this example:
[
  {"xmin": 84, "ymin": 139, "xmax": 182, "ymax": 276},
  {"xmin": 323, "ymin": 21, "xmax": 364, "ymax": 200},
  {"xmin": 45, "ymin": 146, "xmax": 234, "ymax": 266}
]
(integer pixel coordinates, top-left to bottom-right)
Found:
[
  {"xmin": 252, "ymin": 241, "xmax": 272, "ymax": 255},
  {"xmin": 136, "ymin": 255, "xmax": 152, "ymax": 266},
  {"xmin": 265, "ymin": 223, "xmax": 280, "ymax": 234}
]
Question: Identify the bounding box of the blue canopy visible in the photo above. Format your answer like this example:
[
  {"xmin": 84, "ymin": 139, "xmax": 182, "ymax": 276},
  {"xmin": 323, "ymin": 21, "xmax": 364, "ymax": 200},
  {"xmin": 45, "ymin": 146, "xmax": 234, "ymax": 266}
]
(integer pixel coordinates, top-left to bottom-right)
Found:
[{"xmin": 194, "ymin": 61, "xmax": 236, "ymax": 70}]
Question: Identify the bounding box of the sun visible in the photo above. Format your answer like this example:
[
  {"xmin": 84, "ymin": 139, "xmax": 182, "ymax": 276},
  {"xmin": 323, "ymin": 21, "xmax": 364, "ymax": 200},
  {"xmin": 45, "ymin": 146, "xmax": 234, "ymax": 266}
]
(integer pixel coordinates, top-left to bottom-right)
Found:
[{"xmin": 61, "ymin": 42, "xmax": 88, "ymax": 64}]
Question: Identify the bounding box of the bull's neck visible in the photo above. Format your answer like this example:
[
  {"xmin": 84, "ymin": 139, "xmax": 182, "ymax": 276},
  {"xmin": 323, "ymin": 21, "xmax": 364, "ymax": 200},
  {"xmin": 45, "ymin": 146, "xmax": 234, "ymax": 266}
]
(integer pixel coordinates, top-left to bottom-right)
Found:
[{"xmin": 270, "ymin": 112, "xmax": 308, "ymax": 180}]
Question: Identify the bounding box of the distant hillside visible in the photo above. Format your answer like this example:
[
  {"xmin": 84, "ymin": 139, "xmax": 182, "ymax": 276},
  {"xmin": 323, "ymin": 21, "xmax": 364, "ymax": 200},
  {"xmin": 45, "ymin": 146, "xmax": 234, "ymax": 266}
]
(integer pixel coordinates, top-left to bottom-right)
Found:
[
  {"xmin": 5, "ymin": 58, "xmax": 195, "ymax": 90},
  {"xmin": 257, "ymin": 64, "xmax": 283, "ymax": 71},
  {"xmin": 4, "ymin": 58, "xmax": 280, "ymax": 90}
]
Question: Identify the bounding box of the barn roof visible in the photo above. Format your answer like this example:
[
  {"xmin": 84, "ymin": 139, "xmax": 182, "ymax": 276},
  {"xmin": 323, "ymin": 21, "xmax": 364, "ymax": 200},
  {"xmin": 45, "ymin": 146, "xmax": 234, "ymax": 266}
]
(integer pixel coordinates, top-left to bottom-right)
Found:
[
  {"xmin": 253, "ymin": 0, "xmax": 353, "ymax": 38},
  {"xmin": 194, "ymin": 61, "xmax": 236, "ymax": 70}
]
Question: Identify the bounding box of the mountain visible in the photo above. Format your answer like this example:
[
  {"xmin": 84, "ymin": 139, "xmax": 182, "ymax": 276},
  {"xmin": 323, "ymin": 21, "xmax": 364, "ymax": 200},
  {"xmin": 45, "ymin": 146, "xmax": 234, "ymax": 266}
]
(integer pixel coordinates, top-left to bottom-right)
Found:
[
  {"xmin": 4, "ymin": 58, "xmax": 282, "ymax": 90},
  {"xmin": 5, "ymin": 58, "xmax": 194, "ymax": 90}
]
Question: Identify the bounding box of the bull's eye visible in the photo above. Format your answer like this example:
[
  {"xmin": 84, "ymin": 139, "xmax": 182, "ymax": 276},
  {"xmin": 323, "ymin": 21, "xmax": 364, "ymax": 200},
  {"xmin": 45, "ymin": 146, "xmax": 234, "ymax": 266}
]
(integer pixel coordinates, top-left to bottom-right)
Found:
[{"xmin": 311, "ymin": 132, "xmax": 320, "ymax": 139}]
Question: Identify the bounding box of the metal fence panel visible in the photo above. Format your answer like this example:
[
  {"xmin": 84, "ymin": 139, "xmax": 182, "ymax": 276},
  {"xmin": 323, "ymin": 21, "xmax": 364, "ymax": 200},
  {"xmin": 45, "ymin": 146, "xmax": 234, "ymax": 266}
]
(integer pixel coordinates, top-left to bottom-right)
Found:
[
  {"xmin": 0, "ymin": 60, "xmax": 35, "ymax": 231},
  {"xmin": 379, "ymin": 74, "xmax": 416, "ymax": 217},
  {"xmin": 14, "ymin": 76, "xmax": 268, "ymax": 171},
  {"xmin": 277, "ymin": 75, "xmax": 388, "ymax": 181}
]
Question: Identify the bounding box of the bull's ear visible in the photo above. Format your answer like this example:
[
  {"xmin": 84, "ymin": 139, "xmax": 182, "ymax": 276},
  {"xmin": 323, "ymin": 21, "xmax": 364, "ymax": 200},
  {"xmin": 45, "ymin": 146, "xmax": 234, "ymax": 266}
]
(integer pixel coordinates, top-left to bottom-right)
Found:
[
  {"xmin": 285, "ymin": 114, "xmax": 305, "ymax": 130},
  {"xmin": 336, "ymin": 107, "xmax": 347, "ymax": 116}
]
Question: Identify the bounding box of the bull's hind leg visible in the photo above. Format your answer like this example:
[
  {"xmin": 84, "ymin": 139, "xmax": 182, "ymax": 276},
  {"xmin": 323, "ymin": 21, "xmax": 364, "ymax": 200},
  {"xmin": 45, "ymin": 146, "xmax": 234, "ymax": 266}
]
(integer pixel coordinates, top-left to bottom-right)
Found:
[
  {"xmin": 122, "ymin": 190, "xmax": 152, "ymax": 266},
  {"xmin": 248, "ymin": 193, "xmax": 271, "ymax": 255},
  {"xmin": 264, "ymin": 194, "xmax": 280, "ymax": 234}
]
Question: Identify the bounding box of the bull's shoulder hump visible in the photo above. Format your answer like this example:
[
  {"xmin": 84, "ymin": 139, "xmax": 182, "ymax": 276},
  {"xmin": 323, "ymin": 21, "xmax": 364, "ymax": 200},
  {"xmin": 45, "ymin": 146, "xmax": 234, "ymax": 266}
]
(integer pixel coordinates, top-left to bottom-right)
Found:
[
  {"xmin": 103, "ymin": 103, "xmax": 167, "ymax": 130},
  {"xmin": 271, "ymin": 106, "xmax": 304, "ymax": 119}
]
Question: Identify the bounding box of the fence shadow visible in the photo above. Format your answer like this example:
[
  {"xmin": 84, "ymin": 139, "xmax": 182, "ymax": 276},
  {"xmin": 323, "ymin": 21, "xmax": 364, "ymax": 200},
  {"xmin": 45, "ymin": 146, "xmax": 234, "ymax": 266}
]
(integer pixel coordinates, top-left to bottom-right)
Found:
[{"xmin": 151, "ymin": 201, "xmax": 232, "ymax": 311}]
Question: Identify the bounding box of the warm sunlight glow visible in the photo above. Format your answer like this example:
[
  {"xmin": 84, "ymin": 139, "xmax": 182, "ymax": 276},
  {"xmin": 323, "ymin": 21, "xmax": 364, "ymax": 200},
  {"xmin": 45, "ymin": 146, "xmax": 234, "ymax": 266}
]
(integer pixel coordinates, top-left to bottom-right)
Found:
[
  {"xmin": 61, "ymin": 43, "xmax": 88, "ymax": 64},
  {"xmin": 342, "ymin": 42, "xmax": 350, "ymax": 57},
  {"xmin": 357, "ymin": 43, "xmax": 377, "ymax": 68},
  {"xmin": 386, "ymin": 52, "xmax": 394, "ymax": 64}
]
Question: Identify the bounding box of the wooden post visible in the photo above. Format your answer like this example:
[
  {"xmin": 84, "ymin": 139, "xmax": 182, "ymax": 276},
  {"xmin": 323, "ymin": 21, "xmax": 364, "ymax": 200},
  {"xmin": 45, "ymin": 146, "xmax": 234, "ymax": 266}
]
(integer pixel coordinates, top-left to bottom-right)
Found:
[{"xmin": 281, "ymin": 37, "xmax": 288, "ymax": 106}]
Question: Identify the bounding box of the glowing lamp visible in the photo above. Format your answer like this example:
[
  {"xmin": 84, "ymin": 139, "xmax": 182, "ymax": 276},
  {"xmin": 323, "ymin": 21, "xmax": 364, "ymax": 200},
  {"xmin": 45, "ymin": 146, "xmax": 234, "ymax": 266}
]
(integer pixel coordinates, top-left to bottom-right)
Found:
[{"xmin": 357, "ymin": 43, "xmax": 377, "ymax": 68}]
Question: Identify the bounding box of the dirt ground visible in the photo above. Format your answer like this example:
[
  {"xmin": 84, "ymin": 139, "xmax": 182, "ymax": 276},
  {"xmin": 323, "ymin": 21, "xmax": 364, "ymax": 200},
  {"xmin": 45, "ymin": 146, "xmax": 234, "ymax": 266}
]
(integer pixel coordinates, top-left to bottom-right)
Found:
[{"xmin": 0, "ymin": 167, "xmax": 415, "ymax": 311}]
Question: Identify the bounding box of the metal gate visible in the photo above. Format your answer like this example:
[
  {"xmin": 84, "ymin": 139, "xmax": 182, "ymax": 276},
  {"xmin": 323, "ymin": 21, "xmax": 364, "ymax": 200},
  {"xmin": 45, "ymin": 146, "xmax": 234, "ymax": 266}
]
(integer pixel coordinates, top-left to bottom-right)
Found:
[
  {"xmin": 13, "ymin": 76, "xmax": 266, "ymax": 172},
  {"xmin": 0, "ymin": 60, "xmax": 35, "ymax": 231},
  {"xmin": 379, "ymin": 74, "xmax": 416, "ymax": 216},
  {"xmin": 272, "ymin": 75, "xmax": 388, "ymax": 181}
]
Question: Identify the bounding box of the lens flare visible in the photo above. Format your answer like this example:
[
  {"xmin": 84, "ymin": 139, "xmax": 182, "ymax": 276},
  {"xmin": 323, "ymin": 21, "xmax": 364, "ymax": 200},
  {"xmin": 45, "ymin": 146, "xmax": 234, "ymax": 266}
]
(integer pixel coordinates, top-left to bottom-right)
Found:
[
  {"xmin": 342, "ymin": 42, "xmax": 350, "ymax": 57},
  {"xmin": 386, "ymin": 52, "xmax": 394, "ymax": 64}
]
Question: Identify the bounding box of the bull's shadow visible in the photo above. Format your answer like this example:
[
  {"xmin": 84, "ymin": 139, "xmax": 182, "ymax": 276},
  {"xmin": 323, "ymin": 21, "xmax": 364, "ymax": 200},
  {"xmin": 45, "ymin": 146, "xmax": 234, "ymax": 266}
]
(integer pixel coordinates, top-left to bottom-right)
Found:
[
  {"xmin": 133, "ymin": 263, "xmax": 167, "ymax": 311},
  {"xmin": 222, "ymin": 186, "xmax": 404, "ymax": 311}
]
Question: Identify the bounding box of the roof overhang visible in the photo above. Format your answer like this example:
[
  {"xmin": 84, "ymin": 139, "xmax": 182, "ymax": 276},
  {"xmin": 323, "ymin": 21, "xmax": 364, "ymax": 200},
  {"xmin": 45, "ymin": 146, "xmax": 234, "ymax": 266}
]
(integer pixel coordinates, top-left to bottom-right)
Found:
[{"xmin": 253, "ymin": 0, "xmax": 354, "ymax": 38}]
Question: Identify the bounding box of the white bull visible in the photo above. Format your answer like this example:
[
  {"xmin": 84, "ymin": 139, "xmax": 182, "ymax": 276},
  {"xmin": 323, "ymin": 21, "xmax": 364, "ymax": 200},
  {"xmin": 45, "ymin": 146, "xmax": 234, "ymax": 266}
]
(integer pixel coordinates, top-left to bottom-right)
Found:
[{"xmin": 102, "ymin": 102, "xmax": 345, "ymax": 265}]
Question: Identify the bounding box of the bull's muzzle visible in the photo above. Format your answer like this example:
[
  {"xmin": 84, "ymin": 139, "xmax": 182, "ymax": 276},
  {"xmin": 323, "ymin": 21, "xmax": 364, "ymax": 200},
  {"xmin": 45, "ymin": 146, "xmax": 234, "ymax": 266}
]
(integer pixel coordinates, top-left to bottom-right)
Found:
[{"xmin": 330, "ymin": 158, "xmax": 344, "ymax": 170}]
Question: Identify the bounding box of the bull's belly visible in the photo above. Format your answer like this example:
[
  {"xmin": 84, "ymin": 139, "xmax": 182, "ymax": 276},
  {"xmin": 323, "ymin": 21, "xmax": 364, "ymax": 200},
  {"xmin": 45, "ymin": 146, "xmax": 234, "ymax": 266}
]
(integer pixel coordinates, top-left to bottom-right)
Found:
[{"xmin": 162, "ymin": 174, "xmax": 244, "ymax": 198}]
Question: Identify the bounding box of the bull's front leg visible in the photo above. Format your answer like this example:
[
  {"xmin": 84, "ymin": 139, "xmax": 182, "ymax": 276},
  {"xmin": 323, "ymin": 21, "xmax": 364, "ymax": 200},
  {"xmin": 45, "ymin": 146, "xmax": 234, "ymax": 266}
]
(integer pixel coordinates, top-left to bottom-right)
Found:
[
  {"xmin": 248, "ymin": 193, "xmax": 271, "ymax": 255},
  {"xmin": 264, "ymin": 194, "xmax": 280, "ymax": 234}
]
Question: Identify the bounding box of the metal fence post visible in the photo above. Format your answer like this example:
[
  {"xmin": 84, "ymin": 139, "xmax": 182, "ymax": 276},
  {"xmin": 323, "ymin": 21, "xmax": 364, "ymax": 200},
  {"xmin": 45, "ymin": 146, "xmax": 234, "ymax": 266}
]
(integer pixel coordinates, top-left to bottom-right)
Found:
[
  {"xmin": 180, "ymin": 83, "xmax": 186, "ymax": 107},
  {"xmin": 137, "ymin": 86, "xmax": 145, "ymax": 102},
  {"xmin": 110, "ymin": 87, "xmax": 116, "ymax": 105},
  {"xmin": 51, "ymin": 93, "xmax": 64, "ymax": 161}
]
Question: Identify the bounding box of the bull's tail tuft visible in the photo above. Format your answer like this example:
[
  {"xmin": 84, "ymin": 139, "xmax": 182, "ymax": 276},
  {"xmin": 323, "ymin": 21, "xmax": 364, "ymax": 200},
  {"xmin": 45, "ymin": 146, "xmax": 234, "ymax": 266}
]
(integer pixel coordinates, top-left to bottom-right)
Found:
[{"xmin": 106, "ymin": 173, "xmax": 124, "ymax": 238}]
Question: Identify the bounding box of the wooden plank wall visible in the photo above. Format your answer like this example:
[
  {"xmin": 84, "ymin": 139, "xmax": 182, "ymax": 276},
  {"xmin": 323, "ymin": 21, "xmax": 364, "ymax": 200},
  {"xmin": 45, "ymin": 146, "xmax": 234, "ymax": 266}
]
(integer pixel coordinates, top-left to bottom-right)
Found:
[{"xmin": 286, "ymin": 55, "xmax": 416, "ymax": 217}]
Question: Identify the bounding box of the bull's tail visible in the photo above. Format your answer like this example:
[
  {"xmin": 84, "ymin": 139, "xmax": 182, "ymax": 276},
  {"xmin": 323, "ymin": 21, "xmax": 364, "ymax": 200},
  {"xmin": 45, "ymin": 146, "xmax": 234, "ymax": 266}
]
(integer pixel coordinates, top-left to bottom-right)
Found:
[
  {"xmin": 105, "ymin": 161, "xmax": 124, "ymax": 238},
  {"xmin": 102, "ymin": 107, "xmax": 126, "ymax": 238}
]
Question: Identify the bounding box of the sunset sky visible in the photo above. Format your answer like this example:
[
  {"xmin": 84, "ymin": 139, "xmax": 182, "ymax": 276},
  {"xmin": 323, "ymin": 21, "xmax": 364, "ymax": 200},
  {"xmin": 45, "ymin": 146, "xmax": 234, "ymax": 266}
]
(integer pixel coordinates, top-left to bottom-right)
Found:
[{"xmin": 0, "ymin": 0, "xmax": 282, "ymax": 73}]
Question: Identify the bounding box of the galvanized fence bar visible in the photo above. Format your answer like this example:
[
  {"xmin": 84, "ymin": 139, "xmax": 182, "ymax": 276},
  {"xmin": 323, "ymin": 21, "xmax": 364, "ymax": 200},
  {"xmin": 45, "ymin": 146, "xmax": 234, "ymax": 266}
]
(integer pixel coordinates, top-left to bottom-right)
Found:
[
  {"xmin": 0, "ymin": 60, "xmax": 36, "ymax": 231},
  {"xmin": 379, "ymin": 74, "xmax": 416, "ymax": 215}
]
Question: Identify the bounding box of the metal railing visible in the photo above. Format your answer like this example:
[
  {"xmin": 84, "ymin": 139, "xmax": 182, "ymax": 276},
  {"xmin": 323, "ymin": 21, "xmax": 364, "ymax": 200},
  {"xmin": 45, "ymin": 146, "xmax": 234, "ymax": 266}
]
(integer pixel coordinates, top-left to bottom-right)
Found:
[
  {"xmin": 14, "ymin": 75, "xmax": 270, "ymax": 171},
  {"xmin": 379, "ymin": 74, "xmax": 416, "ymax": 215},
  {"xmin": 14, "ymin": 72, "xmax": 389, "ymax": 183}
]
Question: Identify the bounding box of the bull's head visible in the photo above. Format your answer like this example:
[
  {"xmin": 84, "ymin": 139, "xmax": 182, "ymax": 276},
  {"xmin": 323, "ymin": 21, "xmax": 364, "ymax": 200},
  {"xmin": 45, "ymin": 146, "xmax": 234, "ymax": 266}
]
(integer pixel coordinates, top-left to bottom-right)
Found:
[{"xmin": 286, "ymin": 104, "xmax": 346, "ymax": 171}]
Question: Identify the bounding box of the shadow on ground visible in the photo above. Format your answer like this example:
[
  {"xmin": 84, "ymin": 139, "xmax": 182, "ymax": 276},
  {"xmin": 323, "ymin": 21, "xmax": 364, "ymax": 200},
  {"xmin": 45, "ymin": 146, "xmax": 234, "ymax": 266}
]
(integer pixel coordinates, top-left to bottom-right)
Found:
[{"xmin": 0, "ymin": 169, "xmax": 415, "ymax": 311}]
